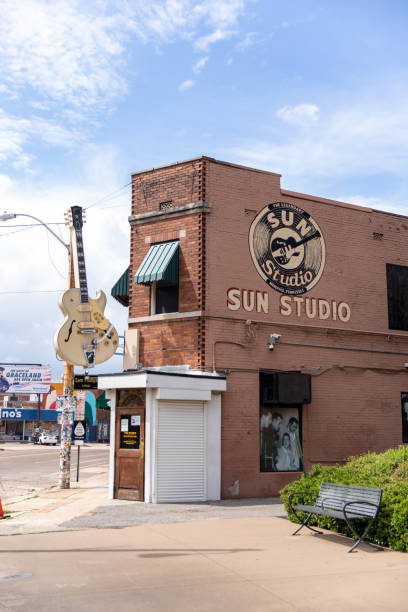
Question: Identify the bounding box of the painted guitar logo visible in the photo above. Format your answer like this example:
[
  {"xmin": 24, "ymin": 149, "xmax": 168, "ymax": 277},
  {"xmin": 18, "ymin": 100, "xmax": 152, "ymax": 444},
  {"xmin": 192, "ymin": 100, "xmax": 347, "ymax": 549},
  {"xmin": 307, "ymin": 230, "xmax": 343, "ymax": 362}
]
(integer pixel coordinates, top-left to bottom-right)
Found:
[
  {"xmin": 249, "ymin": 202, "xmax": 326, "ymax": 295},
  {"xmin": 54, "ymin": 206, "xmax": 119, "ymax": 368},
  {"xmin": 271, "ymin": 231, "xmax": 321, "ymax": 266}
]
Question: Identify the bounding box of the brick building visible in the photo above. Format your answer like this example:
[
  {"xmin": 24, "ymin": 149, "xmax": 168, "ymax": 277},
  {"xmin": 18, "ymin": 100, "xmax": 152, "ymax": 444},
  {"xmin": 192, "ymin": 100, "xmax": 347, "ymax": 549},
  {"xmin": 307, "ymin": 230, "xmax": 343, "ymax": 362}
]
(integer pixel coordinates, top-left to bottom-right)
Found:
[{"xmin": 104, "ymin": 156, "xmax": 408, "ymax": 501}]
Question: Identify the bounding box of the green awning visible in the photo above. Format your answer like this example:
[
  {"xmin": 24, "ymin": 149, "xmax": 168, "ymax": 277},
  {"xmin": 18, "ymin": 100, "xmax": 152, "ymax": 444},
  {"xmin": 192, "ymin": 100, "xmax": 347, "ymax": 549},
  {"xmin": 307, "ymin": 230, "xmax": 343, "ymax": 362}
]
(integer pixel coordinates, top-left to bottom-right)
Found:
[
  {"xmin": 111, "ymin": 266, "xmax": 130, "ymax": 306},
  {"xmin": 134, "ymin": 240, "xmax": 179, "ymax": 285}
]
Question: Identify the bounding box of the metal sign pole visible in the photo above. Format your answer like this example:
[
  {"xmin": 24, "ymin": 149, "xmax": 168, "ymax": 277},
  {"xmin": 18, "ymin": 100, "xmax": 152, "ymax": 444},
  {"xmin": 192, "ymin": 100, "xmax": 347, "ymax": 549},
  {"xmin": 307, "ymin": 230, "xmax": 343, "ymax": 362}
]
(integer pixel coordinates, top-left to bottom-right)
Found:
[{"xmin": 76, "ymin": 445, "xmax": 80, "ymax": 482}]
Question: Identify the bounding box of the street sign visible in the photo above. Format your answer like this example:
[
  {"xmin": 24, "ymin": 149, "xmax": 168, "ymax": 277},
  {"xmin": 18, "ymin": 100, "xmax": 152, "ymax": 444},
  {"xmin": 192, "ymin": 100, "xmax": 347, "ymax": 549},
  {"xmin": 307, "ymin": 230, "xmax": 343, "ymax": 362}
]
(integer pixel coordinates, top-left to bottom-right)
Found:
[
  {"xmin": 73, "ymin": 419, "xmax": 86, "ymax": 443},
  {"xmin": 74, "ymin": 375, "xmax": 97, "ymax": 390}
]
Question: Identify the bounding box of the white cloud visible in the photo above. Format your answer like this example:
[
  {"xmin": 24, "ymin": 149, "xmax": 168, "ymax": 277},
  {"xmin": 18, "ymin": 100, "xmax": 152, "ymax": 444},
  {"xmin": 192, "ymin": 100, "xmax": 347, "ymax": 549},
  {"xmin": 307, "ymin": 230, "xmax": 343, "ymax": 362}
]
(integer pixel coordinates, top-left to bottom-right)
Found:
[
  {"xmin": 194, "ymin": 28, "xmax": 236, "ymax": 51},
  {"xmin": 230, "ymin": 100, "xmax": 408, "ymax": 199},
  {"xmin": 0, "ymin": 108, "xmax": 80, "ymax": 167},
  {"xmin": 179, "ymin": 79, "xmax": 195, "ymax": 91},
  {"xmin": 128, "ymin": 0, "xmax": 247, "ymax": 48},
  {"xmin": 236, "ymin": 31, "xmax": 256, "ymax": 51},
  {"xmin": 193, "ymin": 0, "xmax": 246, "ymax": 30},
  {"xmin": 276, "ymin": 104, "xmax": 320, "ymax": 127},
  {"xmin": 0, "ymin": 0, "xmax": 129, "ymax": 113},
  {"xmin": 335, "ymin": 194, "xmax": 408, "ymax": 217},
  {"xmin": 193, "ymin": 56, "xmax": 208, "ymax": 73},
  {"xmin": 0, "ymin": 0, "xmax": 251, "ymax": 172},
  {"xmin": 0, "ymin": 1, "xmax": 250, "ymax": 114}
]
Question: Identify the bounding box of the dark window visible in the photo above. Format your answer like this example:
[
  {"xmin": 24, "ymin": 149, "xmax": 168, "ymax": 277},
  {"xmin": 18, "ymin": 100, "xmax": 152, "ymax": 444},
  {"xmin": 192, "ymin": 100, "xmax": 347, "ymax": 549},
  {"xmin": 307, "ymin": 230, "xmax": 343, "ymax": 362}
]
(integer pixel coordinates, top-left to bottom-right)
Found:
[
  {"xmin": 402, "ymin": 393, "xmax": 408, "ymax": 443},
  {"xmin": 260, "ymin": 371, "xmax": 311, "ymax": 404},
  {"xmin": 386, "ymin": 264, "xmax": 408, "ymax": 331},
  {"xmin": 155, "ymin": 282, "xmax": 179, "ymax": 314}
]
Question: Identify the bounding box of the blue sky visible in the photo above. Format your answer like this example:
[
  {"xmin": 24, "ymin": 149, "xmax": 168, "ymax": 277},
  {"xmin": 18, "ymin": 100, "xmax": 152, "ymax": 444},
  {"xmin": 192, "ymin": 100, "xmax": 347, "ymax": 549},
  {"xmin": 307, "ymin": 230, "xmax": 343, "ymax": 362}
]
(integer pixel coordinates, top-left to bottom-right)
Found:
[{"xmin": 1, "ymin": 0, "xmax": 407, "ymax": 381}]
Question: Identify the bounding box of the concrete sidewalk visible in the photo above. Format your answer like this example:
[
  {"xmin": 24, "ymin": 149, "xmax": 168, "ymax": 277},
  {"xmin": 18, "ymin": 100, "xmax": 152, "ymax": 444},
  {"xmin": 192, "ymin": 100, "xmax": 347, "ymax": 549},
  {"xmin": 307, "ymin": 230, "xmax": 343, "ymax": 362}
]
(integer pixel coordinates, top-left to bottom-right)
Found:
[
  {"xmin": 1, "ymin": 516, "xmax": 407, "ymax": 611},
  {"xmin": 0, "ymin": 469, "xmax": 286, "ymax": 535},
  {"xmin": 1, "ymin": 474, "xmax": 407, "ymax": 610}
]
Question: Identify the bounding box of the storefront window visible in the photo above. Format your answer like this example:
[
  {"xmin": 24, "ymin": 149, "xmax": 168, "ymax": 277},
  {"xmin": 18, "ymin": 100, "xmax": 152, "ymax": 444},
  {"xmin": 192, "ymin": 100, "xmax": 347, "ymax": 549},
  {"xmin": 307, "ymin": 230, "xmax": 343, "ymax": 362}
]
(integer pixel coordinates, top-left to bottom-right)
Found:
[
  {"xmin": 260, "ymin": 406, "xmax": 301, "ymax": 472},
  {"xmin": 401, "ymin": 393, "xmax": 408, "ymax": 443}
]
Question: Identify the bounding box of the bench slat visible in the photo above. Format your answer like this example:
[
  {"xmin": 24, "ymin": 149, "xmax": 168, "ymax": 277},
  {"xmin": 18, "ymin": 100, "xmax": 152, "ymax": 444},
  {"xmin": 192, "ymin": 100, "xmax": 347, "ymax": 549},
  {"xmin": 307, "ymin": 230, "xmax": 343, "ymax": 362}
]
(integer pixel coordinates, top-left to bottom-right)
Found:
[
  {"xmin": 293, "ymin": 504, "xmax": 366, "ymax": 520},
  {"xmin": 313, "ymin": 482, "xmax": 381, "ymax": 518}
]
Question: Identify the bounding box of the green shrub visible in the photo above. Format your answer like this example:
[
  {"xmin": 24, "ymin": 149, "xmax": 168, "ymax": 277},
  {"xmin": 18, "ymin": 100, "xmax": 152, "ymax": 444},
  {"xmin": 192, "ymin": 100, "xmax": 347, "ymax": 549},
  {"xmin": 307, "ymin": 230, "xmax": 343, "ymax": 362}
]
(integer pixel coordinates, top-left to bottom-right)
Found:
[{"xmin": 280, "ymin": 445, "xmax": 408, "ymax": 552}]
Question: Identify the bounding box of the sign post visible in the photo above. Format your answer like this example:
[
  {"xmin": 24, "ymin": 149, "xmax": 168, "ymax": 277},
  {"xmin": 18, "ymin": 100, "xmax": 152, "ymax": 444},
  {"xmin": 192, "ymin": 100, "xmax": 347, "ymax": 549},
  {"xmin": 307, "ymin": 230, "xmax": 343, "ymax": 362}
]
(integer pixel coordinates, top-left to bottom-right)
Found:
[{"xmin": 73, "ymin": 419, "xmax": 86, "ymax": 481}]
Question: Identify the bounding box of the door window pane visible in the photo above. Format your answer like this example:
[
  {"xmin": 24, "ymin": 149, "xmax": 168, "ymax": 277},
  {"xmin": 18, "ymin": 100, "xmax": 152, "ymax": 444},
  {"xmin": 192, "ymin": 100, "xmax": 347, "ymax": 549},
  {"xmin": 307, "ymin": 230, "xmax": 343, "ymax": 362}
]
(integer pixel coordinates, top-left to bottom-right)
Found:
[
  {"xmin": 117, "ymin": 389, "xmax": 145, "ymax": 408},
  {"xmin": 120, "ymin": 414, "xmax": 141, "ymax": 449}
]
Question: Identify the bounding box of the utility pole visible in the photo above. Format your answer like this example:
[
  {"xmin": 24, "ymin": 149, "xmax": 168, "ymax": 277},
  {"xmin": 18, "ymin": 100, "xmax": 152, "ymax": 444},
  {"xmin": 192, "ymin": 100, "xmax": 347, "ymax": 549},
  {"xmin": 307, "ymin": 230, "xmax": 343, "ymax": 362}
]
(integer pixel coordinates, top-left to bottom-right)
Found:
[{"xmin": 58, "ymin": 213, "xmax": 76, "ymax": 489}]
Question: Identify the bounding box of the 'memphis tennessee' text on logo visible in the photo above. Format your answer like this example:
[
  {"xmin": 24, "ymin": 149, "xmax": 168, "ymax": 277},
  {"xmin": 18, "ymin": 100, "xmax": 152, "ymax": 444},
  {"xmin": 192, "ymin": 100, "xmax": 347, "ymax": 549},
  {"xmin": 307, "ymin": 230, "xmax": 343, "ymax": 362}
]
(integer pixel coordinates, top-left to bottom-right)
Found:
[{"xmin": 248, "ymin": 202, "xmax": 326, "ymax": 295}]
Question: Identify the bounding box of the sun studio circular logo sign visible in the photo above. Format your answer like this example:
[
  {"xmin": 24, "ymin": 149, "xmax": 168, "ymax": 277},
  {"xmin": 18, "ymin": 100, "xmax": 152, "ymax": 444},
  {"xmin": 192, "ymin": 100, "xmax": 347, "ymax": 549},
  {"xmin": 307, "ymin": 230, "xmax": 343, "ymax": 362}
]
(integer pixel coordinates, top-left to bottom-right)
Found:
[{"xmin": 248, "ymin": 202, "xmax": 326, "ymax": 295}]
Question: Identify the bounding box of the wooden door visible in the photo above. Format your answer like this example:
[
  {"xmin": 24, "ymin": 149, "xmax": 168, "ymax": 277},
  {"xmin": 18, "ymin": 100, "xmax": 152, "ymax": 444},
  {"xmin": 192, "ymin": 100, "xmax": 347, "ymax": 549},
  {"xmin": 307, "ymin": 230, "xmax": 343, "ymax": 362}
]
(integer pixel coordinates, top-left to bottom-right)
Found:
[{"xmin": 114, "ymin": 390, "xmax": 145, "ymax": 501}]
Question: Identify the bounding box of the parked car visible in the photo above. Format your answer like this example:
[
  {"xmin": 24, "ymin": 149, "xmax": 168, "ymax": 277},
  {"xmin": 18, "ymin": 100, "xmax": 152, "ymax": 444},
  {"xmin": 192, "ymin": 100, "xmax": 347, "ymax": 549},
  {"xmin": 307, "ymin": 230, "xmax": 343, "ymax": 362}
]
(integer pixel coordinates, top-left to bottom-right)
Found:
[{"xmin": 38, "ymin": 431, "xmax": 58, "ymax": 445}]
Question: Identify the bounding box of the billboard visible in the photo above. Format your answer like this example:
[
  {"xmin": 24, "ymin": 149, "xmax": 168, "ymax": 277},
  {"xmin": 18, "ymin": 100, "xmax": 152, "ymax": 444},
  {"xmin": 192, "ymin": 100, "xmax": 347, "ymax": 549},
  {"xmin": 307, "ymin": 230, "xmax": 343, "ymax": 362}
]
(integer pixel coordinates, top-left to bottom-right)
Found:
[{"xmin": 0, "ymin": 365, "xmax": 51, "ymax": 394}]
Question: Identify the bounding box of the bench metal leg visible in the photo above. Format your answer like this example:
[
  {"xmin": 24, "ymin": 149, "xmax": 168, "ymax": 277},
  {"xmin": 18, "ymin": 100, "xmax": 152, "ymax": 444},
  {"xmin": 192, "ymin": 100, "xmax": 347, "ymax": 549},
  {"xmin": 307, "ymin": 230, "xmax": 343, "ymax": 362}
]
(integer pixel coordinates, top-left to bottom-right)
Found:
[
  {"xmin": 344, "ymin": 516, "xmax": 383, "ymax": 553},
  {"xmin": 292, "ymin": 512, "xmax": 323, "ymax": 536}
]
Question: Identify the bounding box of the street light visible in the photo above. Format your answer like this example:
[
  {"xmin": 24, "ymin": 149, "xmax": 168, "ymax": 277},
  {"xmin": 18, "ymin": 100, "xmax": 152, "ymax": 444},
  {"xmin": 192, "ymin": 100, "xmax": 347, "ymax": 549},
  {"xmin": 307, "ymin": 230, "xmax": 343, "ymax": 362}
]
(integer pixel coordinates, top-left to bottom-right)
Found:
[
  {"xmin": 0, "ymin": 211, "xmax": 69, "ymax": 250},
  {"xmin": 0, "ymin": 209, "xmax": 75, "ymax": 489}
]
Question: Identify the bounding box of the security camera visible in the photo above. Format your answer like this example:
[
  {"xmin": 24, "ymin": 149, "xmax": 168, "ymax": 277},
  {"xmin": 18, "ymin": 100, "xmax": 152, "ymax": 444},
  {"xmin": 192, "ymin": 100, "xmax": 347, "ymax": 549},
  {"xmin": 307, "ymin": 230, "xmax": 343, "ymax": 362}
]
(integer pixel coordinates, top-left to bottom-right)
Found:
[
  {"xmin": 267, "ymin": 333, "xmax": 281, "ymax": 350},
  {"xmin": 405, "ymin": 363, "xmax": 408, "ymax": 368}
]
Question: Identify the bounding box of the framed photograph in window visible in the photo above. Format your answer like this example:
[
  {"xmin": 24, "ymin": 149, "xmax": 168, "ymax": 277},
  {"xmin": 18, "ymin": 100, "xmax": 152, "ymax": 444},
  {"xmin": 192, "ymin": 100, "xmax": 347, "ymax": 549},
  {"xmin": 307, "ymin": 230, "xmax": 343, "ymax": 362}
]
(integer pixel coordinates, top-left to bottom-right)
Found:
[{"xmin": 260, "ymin": 406, "xmax": 302, "ymax": 472}]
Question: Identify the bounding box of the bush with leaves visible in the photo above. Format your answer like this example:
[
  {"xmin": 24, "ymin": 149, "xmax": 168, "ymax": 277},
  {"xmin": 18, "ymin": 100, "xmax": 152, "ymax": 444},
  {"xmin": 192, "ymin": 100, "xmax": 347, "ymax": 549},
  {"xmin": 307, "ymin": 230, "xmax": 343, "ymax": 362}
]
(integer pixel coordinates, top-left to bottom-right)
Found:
[{"xmin": 280, "ymin": 445, "xmax": 408, "ymax": 552}]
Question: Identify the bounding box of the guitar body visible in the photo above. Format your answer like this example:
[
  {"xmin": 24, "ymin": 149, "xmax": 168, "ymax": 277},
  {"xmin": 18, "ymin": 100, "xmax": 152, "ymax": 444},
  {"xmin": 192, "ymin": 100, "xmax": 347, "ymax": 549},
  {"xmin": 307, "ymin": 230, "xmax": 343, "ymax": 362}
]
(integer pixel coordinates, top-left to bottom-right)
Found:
[{"xmin": 54, "ymin": 288, "xmax": 119, "ymax": 367}]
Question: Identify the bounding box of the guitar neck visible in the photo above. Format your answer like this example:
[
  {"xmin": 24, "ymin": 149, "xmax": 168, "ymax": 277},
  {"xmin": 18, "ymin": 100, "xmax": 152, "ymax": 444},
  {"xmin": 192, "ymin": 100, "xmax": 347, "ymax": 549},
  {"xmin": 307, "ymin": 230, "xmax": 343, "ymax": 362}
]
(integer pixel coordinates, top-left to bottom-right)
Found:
[
  {"xmin": 70, "ymin": 206, "xmax": 89, "ymax": 304},
  {"xmin": 75, "ymin": 229, "xmax": 89, "ymax": 303},
  {"xmin": 297, "ymin": 231, "xmax": 321, "ymax": 248}
]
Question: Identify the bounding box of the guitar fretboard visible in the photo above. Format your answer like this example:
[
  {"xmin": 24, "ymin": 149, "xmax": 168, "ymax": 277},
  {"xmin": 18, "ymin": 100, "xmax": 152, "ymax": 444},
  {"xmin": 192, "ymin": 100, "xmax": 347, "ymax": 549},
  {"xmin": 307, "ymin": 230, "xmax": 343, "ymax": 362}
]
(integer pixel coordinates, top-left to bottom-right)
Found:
[{"xmin": 75, "ymin": 229, "xmax": 89, "ymax": 304}]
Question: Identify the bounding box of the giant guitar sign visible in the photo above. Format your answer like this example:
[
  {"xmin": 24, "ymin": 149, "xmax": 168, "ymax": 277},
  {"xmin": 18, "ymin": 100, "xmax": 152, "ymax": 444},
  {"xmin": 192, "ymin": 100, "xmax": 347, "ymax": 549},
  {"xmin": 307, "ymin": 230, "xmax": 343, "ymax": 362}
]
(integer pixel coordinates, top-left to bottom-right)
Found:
[{"xmin": 54, "ymin": 206, "xmax": 119, "ymax": 368}]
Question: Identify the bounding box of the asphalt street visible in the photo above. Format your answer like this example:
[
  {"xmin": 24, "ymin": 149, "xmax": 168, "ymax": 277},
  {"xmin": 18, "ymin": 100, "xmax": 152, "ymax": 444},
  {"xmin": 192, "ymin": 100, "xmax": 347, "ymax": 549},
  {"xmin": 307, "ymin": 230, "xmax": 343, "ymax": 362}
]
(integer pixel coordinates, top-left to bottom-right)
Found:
[{"xmin": 0, "ymin": 443, "xmax": 109, "ymax": 502}]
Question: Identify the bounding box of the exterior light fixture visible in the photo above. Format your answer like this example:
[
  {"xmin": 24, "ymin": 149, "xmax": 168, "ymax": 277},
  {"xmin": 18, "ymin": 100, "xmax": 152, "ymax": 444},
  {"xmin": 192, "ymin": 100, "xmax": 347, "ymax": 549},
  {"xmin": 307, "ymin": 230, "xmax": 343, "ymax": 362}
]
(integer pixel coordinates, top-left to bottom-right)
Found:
[
  {"xmin": 268, "ymin": 333, "xmax": 281, "ymax": 351},
  {"xmin": 0, "ymin": 212, "xmax": 17, "ymax": 221}
]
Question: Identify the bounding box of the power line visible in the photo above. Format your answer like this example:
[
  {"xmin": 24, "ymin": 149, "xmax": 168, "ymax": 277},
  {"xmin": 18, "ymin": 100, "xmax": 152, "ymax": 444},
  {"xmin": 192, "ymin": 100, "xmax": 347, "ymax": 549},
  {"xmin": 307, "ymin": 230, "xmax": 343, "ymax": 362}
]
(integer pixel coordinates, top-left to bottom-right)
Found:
[
  {"xmin": 0, "ymin": 289, "xmax": 65, "ymax": 294},
  {"xmin": 85, "ymin": 181, "xmax": 131, "ymax": 210},
  {"xmin": 0, "ymin": 222, "xmax": 65, "ymax": 228},
  {"xmin": 97, "ymin": 202, "xmax": 130, "ymax": 211},
  {"xmin": 0, "ymin": 226, "xmax": 36, "ymax": 238}
]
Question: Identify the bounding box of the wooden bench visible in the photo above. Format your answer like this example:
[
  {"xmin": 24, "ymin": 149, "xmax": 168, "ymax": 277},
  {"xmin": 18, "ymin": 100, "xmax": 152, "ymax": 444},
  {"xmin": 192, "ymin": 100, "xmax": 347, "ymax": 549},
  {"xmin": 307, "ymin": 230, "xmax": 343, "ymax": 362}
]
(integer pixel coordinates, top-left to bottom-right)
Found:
[{"xmin": 288, "ymin": 481, "xmax": 383, "ymax": 552}]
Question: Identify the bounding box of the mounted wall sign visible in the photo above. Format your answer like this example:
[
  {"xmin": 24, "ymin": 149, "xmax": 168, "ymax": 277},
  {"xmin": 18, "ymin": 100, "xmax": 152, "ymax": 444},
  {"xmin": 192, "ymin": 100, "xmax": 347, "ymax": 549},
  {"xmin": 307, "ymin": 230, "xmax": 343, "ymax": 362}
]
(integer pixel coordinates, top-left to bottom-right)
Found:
[{"xmin": 248, "ymin": 202, "xmax": 326, "ymax": 295}]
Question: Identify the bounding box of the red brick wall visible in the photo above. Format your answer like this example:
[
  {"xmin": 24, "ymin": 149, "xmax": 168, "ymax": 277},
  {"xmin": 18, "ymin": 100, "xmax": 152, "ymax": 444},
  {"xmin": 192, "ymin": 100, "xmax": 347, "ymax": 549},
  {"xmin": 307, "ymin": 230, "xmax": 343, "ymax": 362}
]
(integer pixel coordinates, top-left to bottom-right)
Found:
[
  {"xmin": 127, "ymin": 156, "xmax": 408, "ymax": 498},
  {"xmin": 131, "ymin": 158, "xmax": 206, "ymax": 215},
  {"xmin": 129, "ymin": 158, "xmax": 208, "ymax": 368},
  {"xmin": 201, "ymin": 159, "xmax": 408, "ymax": 497}
]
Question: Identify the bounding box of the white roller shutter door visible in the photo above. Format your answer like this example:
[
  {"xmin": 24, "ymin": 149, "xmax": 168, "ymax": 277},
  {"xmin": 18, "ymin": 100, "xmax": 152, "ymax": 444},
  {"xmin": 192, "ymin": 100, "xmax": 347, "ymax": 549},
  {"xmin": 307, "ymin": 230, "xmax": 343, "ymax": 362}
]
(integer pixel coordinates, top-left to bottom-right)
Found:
[{"xmin": 156, "ymin": 401, "xmax": 206, "ymax": 502}]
